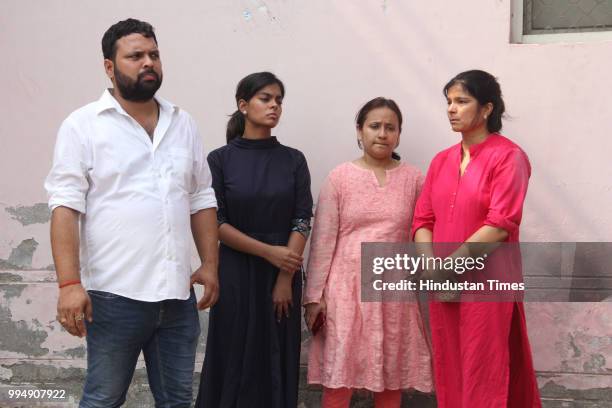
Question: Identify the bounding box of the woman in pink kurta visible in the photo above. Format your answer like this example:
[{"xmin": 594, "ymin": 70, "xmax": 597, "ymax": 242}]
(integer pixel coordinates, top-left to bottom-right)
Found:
[
  {"xmin": 304, "ymin": 98, "xmax": 433, "ymax": 407},
  {"xmin": 413, "ymin": 70, "xmax": 541, "ymax": 407}
]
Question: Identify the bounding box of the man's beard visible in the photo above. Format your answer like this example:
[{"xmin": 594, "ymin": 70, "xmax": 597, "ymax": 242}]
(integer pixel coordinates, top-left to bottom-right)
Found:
[{"xmin": 114, "ymin": 66, "xmax": 162, "ymax": 102}]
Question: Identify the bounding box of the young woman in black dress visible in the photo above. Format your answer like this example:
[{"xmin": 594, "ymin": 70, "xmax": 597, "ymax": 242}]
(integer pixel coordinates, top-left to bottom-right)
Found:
[{"xmin": 196, "ymin": 72, "xmax": 313, "ymax": 408}]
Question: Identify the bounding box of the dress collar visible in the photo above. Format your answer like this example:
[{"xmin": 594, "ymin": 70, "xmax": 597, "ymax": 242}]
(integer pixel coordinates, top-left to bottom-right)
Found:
[
  {"xmin": 456, "ymin": 133, "xmax": 500, "ymax": 158},
  {"xmin": 230, "ymin": 136, "xmax": 280, "ymax": 149}
]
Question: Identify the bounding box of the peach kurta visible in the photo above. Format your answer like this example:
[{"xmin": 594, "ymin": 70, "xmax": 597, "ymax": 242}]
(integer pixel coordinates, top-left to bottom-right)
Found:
[{"xmin": 304, "ymin": 162, "xmax": 433, "ymax": 392}]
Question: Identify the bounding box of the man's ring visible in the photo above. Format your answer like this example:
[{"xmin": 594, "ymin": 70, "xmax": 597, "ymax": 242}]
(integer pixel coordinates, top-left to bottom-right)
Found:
[{"xmin": 75, "ymin": 314, "xmax": 84, "ymax": 321}]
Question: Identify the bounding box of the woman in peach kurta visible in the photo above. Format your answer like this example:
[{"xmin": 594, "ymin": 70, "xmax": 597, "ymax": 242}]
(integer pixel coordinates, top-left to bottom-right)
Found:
[{"xmin": 304, "ymin": 98, "xmax": 433, "ymax": 407}]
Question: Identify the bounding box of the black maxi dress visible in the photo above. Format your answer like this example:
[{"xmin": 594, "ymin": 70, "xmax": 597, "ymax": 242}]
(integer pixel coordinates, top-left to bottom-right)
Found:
[{"xmin": 196, "ymin": 136, "xmax": 313, "ymax": 408}]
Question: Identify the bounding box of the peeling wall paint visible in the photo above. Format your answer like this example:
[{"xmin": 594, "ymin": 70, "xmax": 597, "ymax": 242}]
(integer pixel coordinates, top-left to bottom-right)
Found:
[
  {"xmin": 5, "ymin": 239, "xmax": 39, "ymax": 269},
  {"xmin": 0, "ymin": 304, "xmax": 49, "ymax": 357},
  {"xmin": 62, "ymin": 346, "xmax": 86, "ymax": 359},
  {"xmin": 381, "ymin": 0, "xmax": 388, "ymax": 14},
  {"xmin": 1, "ymin": 285, "xmax": 26, "ymax": 300},
  {"xmin": 0, "ymin": 273, "xmax": 23, "ymax": 283},
  {"xmin": 539, "ymin": 378, "xmax": 612, "ymax": 402},
  {"xmin": 5, "ymin": 204, "xmax": 50, "ymax": 226}
]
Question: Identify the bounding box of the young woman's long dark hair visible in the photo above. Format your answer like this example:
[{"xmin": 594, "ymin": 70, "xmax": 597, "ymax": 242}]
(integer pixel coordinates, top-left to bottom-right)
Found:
[
  {"xmin": 355, "ymin": 97, "xmax": 402, "ymax": 161},
  {"xmin": 226, "ymin": 72, "xmax": 285, "ymax": 143}
]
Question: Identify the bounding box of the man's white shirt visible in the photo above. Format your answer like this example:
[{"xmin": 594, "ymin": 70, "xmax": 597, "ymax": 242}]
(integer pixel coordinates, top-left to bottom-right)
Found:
[{"xmin": 45, "ymin": 90, "xmax": 217, "ymax": 301}]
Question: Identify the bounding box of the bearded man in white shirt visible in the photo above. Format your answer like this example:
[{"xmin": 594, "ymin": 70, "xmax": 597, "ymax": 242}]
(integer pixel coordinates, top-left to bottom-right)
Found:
[{"xmin": 45, "ymin": 18, "xmax": 219, "ymax": 408}]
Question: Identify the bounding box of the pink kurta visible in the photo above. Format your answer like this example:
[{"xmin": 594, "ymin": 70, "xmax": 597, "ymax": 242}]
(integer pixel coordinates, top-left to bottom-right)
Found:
[
  {"xmin": 412, "ymin": 134, "xmax": 541, "ymax": 408},
  {"xmin": 304, "ymin": 162, "xmax": 433, "ymax": 393}
]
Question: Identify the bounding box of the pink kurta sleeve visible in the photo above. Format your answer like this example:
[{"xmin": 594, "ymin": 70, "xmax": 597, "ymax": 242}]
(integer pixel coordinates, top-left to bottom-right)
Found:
[
  {"xmin": 483, "ymin": 149, "xmax": 530, "ymax": 236},
  {"xmin": 304, "ymin": 175, "xmax": 340, "ymax": 304},
  {"xmin": 411, "ymin": 163, "xmax": 436, "ymax": 239}
]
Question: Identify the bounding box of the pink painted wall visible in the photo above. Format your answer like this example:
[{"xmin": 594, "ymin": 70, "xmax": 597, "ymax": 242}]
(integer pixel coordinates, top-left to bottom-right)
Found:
[{"xmin": 1, "ymin": 0, "xmax": 611, "ymax": 404}]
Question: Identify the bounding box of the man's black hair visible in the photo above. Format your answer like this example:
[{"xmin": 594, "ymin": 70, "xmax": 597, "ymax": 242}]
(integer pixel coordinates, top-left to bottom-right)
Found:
[{"xmin": 101, "ymin": 18, "xmax": 157, "ymax": 61}]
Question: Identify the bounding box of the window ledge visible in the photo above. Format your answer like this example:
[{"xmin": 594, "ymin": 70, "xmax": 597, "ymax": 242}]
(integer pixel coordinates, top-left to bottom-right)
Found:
[{"xmin": 517, "ymin": 31, "xmax": 612, "ymax": 44}]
